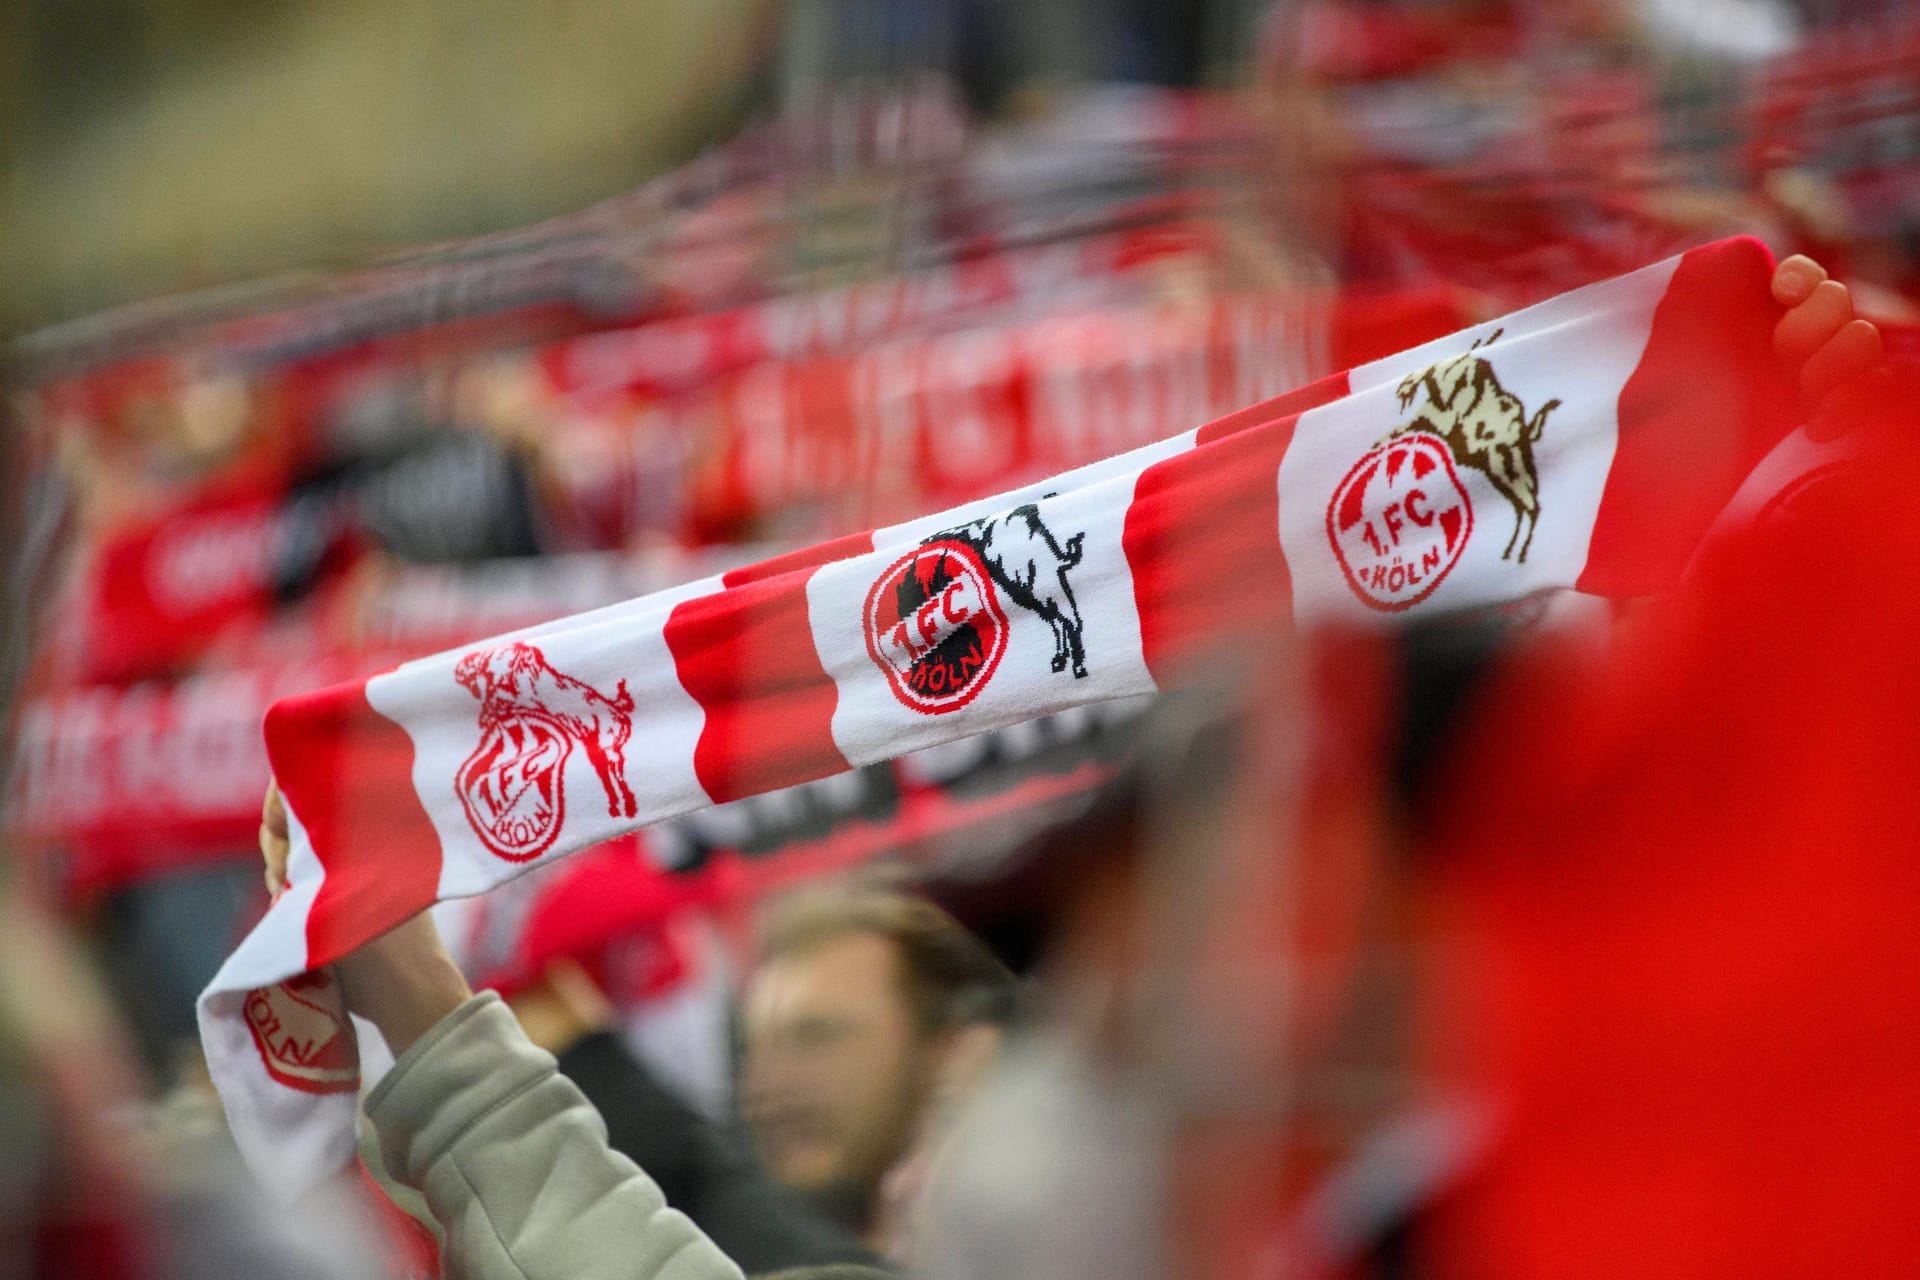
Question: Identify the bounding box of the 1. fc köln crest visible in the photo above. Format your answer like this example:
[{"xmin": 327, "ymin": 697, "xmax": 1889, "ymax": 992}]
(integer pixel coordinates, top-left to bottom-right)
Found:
[
  {"xmin": 1329, "ymin": 330, "xmax": 1561, "ymax": 611},
  {"xmin": 866, "ymin": 541, "xmax": 1011, "ymax": 713},
  {"xmin": 244, "ymin": 972, "xmax": 359, "ymax": 1095},
  {"xmin": 454, "ymin": 642, "xmax": 639, "ymax": 861},
  {"xmin": 865, "ymin": 502, "xmax": 1089, "ymax": 714}
]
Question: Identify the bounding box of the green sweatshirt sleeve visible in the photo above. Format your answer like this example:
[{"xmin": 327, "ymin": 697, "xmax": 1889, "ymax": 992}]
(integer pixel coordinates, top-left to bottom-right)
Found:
[{"xmin": 365, "ymin": 992, "xmax": 744, "ymax": 1280}]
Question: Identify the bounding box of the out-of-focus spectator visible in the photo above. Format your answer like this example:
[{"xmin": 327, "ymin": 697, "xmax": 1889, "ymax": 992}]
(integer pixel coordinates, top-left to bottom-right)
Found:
[
  {"xmin": 428, "ymin": 834, "xmax": 883, "ymax": 1270},
  {"xmin": 497, "ymin": 954, "xmax": 888, "ymax": 1274},
  {"xmin": 436, "ymin": 859, "xmax": 1014, "ymax": 1270},
  {"xmin": 0, "ymin": 387, "xmax": 406, "ymax": 1280},
  {"xmin": 740, "ymin": 887, "xmax": 1015, "ymax": 1252}
]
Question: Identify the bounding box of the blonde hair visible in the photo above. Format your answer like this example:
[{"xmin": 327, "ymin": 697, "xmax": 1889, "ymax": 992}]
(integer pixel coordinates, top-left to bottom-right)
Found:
[{"xmin": 758, "ymin": 886, "xmax": 1014, "ymax": 1034}]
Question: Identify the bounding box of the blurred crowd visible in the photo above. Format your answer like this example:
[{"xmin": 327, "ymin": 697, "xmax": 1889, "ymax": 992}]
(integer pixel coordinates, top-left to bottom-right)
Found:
[{"xmin": 6, "ymin": 0, "xmax": 1920, "ymax": 1276}]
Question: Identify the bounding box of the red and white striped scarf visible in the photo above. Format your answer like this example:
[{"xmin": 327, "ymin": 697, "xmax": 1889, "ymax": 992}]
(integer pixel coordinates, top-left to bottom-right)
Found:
[{"xmin": 201, "ymin": 236, "xmax": 1793, "ymax": 1197}]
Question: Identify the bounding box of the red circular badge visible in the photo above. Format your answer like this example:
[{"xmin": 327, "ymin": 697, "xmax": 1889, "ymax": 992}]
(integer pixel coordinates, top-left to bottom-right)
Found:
[
  {"xmin": 1327, "ymin": 432, "xmax": 1474, "ymax": 612},
  {"xmin": 458, "ymin": 710, "xmax": 573, "ymax": 861},
  {"xmin": 864, "ymin": 540, "xmax": 1010, "ymax": 714},
  {"xmin": 244, "ymin": 973, "xmax": 361, "ymax": 1095}
]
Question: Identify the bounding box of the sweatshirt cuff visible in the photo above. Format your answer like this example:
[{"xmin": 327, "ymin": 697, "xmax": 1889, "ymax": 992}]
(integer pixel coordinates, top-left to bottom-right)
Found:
[{"xmin": 364, "ymin": 991, "xmax": 555, "ymax": 1186}]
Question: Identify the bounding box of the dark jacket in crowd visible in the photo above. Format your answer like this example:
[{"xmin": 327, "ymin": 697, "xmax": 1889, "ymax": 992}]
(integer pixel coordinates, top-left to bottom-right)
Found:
[{"xmin": 556, "ymin": 1030, "xmax": 891, "ymax": 1276}]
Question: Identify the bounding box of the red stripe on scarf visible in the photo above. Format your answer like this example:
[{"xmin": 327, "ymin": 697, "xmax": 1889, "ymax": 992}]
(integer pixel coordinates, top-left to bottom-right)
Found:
[
  {"xmin": 266, "ymin": 678, "xmax": 445, "ymax": 970},
  {"xmin": 666, "ymin": 572, "xmax": 851, "ymax": 805},
  {"xmin": 1578, "ymin": 237, "xmax": 1795, "ymax": 596},
  {"xmin": 721, "ymin": 531, "xmax": 875, "ymax": 588},
  {"xmin": 1127, "ymin": 412, "xmax": 1308, "ymax": 682},
  {"xmin": 1196, "ymin": 370, "xmax": 1353, "ymax": 447},
  {"xmin": 1126, "ymin": 371, "xmax": 1347, "ymax": 681}
]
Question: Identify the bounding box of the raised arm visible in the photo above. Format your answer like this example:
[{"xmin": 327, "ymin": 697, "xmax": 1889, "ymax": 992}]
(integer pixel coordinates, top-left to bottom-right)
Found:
[{"xmin": 260, "ymin": 784, "xmax": 745, "ymax": 1280}]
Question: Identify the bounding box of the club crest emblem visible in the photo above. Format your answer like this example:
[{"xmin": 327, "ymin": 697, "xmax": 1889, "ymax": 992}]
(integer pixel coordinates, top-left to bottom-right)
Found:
[
  {"xmin": 1329, "ymin": 433, "xmax": 1474, "ymax": 611},
  {"xmin": 244, "ymin": 971, "xmax": 360, "ymax": 1095},
  {"xmin": 455, "ymin": 642, "xmax": 638, "ymax": 862},
  {"xmin": 865, "ymin": 541, "xmax": 1010, "ymax": 713},
  {"xmin": 865, "ymin": 502, "xmax": 1088, "ymax": 715},
  {"xmin": 1329, "ymin": 330, "xmax": 1562, "ymax": 611}
]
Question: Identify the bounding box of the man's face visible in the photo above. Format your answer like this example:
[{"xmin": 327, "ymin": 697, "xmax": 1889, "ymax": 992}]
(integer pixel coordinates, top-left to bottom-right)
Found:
[{"xmin": 741, "ymin": 931, "xmax": 932, "ymax": 1215}]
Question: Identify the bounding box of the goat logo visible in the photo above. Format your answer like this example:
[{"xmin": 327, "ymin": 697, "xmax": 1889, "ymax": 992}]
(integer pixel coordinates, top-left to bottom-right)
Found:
[
  {"xmin": 1328, "ymin": 332, "xmax": 1560, "ymax": 612},
  {"xmin": 454, "ymin": 642, "xmax": 638, "ymax": 861},
  {"xmin": 864, "ymin": 502, "xmax": 1087, "ymax": 714},
  {"xmin": 1389, "ymin": 329, "xmax": 1559, "ymax": 562},
  {"xmin": 244, "ymin": 971, "xmax": 360, "ymax": 1095}
]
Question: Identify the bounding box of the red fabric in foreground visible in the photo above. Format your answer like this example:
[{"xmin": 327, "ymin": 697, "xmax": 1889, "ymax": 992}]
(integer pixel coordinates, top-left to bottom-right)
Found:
[
  {"xmin": 266, "ymin": 679, "xmax": 444, "ymax": 970},
  {"xmin": 1422, "ymin": 424, "xmax": 1920, "ymax": 1277}
]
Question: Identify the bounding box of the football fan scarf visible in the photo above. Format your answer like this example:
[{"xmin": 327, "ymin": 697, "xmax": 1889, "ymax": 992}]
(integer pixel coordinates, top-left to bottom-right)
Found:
[{"xmin": 201, "ymin": 237, "xmax": 1793, "ymax": 1197}]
